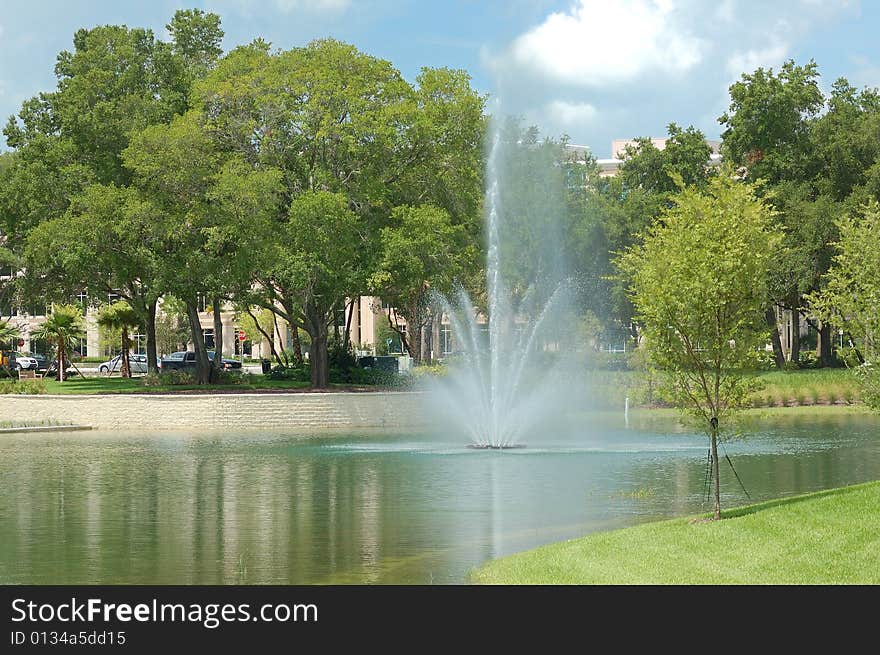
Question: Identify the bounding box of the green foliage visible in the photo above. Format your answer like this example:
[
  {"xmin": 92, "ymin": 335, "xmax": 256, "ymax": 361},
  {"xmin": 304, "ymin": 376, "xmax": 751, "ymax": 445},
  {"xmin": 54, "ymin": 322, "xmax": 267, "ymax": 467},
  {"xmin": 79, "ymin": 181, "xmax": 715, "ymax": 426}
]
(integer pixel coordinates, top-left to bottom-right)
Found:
[
  {"xmin": 0, "ymin": 319, "xmax": 20, "ymax": 346},
  {"xmin": 808, "ymin": 202, "xmax": 880, "ymax": 361},
  {"xmin": 720, "ymin": 59, "xmax": 823, "ymax": 184},
  {"xmin": 853, "ymin": 363, "xmax": 880, "ymax": 409},
  {"xmin": 141, "ymin": 370, "xmax": 198, "ymax": 387},
  {"xmin": 617, "ymin": 171, "xmax": 782, "ymax": 429},
  {"xmin": 32, "ymin": 303, "xmax": 86, "ymax": 382},
  {"xmin": 0, "ymin": 379, "xmax": 47, "ymax": 395}
]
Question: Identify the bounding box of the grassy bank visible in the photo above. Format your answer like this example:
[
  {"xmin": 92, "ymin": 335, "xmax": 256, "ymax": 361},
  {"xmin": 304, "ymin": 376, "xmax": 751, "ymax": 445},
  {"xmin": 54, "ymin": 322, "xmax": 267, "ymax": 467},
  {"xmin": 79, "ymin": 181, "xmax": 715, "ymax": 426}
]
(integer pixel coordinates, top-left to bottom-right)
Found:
[
  {"xmin": 588, "ymin": 368, "xmax": 861, "ymax": 409},
  {"xmin": 472, "ymin": 481, "xmax": 880, "ymax": 584},
  {"xmin": 42, "ymin": 376, "xmax": 312, "ymax": 395}
]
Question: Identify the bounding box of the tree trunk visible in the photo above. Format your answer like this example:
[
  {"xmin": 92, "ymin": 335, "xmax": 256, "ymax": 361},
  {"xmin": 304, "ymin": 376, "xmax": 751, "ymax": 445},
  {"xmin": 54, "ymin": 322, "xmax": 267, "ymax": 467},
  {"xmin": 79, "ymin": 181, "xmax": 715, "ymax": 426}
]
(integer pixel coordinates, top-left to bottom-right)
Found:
[
  {"xmin": 305, "ymin": 302, "xmax": 329, "ymax": 389},
  {"xmin": 817, "ymin": 321, "xmax": 834, "ymax": 368},
  {"xmin": 710, "ymin": 419, "xmax": 721, "ymax": 520},
  {"xmin": 290, "ymin": 323, "xmax": 303, "ymax": 366},
  {"xmin": 58, "ymin": 336, "xmax": 65, "ymax": 383},
  {"xmin": 344, "ymin": 297, "xmax": 356, "ymax": 350},
  {"xmin": 310, "ymin": 325, "xmax": 329, "ymax": 388},
  {"xmin": 422, "ymin": 312, "xmax": 434, "ymax": 365},
  {"xmin": 406, "ymin": 321, "xmax": 421, "ymax": 364},
  {"xmin": 146, "ymin": 298, "xmax": 159, "ymax": 374},
  {"xmin": 211, "ymin": 295, "xmax": 223, "ymax": 382},
  {"xmin": 765, "ymin": 306, "xmax": 785, "ymax": 369},
  {"xmin": 790, "ymin": 309, "xmax": 801, "ymax": 366},
  {"xmin": 185, "ymin": 301, "xmax": 211, "ymax": 384},
  {"xmin": 245, "ymin": 306, "xmax": 283, "ymax": 368},
  {"xmin": 121, "ymin": 328, "xmax": 131, "ymax": 378}
]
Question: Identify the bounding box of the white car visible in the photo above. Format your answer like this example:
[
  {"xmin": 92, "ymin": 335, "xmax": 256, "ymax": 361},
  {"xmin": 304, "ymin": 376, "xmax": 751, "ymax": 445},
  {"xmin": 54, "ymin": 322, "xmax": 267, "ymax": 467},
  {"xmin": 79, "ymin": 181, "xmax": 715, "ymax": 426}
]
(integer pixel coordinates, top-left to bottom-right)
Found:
[
  {"xmin": 13, "ymin": 354, "xmax": 39, "ymax": 371},
  {"xmin": 98, "ymin": 354, "xmax": 152, "ymax": 374}
]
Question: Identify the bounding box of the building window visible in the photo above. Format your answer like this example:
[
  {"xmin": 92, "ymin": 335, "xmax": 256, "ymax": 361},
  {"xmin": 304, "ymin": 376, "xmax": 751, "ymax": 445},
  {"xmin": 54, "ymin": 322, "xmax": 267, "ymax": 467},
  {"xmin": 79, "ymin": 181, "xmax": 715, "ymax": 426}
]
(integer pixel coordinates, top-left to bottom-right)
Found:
[
  {"xmin": 23, "ymin": 303, "xmax": 47, "ymax": 317},
  {"xmin": 73, "ymin": 337, "xmax": 87, "ymax": 359},
  {"xmin": 440, "ymin": 324, "xmax": 453, "ymax": 355},
  {"xmin": 202, "ymin": 328, "xmax": 215, "ymax": 349},
  {"xmin": 197, "ymin": 294, "xmax": 209, "ymax": 313},
  {"xmin": 132, "ymin": 332, "xmax": 146, "ymax": 354},
  {"xmin": 107, "ymin": 291, "xmax": 121, "ymax": 305}
]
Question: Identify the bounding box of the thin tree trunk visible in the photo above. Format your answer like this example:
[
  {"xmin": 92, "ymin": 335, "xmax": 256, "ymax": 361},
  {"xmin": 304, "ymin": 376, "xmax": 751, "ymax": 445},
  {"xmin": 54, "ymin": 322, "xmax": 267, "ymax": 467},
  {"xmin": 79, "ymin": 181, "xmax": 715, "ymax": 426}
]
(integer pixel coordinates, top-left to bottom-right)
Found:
[
  {"xmin": 121, "ymin": 328, "xmax": 131, "ymax": 378},
  {"xmin": 146, "ymin": 298, "xmax": 159, "ymax": 374},
  {"xmin": 310, "ymin": 323, "xmax": 329, "ymax": 388},
  {"xmin": 185, "ymin": 301, "xmax": 211, "ymax": 384},
  {"xmin": 290, "ymin": 324, "xmax": 303, "ymax": 366},
  {"xmin": 790, "ymin": 309, "xmax": 801, "ymax": 366},
  {"xmin": 422, "ymin": 312, "xmax": 435, "ymax": 365},
  {"xmin": 245, "ymin": 306, "xmax": 283, "ymax": 368},
  {"xmin": 58, "ymin": 336, "xmax": 65, "ymax": 383},
  {"xmin": 710, "ymin": 419, "xmax": 721, "ymax": 520},
  {"xmin": 344, "ymin": 297, "xmax": 356, "ymax": 350},
  {"xmin": 271, "ymin": 312, "xmax": 289, "ymax": 367},
  {"xmin": 765, "ymin": 306, "xmax": 785, "ymax": 369},
  {"xmin": 211, "ymin": 295, "xmax": 223, "ymax": 382}
]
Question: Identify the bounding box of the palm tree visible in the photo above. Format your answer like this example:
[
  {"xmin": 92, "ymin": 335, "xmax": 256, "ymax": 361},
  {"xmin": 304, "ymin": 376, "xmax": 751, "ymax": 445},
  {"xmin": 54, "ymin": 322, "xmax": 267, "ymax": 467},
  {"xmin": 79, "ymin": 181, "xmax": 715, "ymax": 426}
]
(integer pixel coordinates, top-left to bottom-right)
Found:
[
  {"xmin": 97, "ymin": 301, "xmax": 141, "ymax": 378},
  {"xmin": 0, "ymin": 319, "xmax": 20, "ymax": 349},
  {"xmin": 32, "ymin": 304, "xmax": 86, "ymax": 382},
  {"xmin": 0, "ymin": 320, "xmax": 20, "ymax": 374}
]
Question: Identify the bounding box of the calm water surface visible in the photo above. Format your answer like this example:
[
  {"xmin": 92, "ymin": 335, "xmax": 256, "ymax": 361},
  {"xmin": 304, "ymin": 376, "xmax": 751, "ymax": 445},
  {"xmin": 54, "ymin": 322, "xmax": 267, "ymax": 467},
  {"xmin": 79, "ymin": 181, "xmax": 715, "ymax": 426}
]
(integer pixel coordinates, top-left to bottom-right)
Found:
[{"xmin": 1, "ymin": 410, "xmax": 878, "ymax": 584}]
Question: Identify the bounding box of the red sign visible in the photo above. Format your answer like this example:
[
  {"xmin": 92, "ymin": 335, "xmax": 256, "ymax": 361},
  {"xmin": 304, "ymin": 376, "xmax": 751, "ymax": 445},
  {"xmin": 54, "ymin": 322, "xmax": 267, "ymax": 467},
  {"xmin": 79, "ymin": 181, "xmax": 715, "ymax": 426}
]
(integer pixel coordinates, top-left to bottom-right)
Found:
[
  {"xmin": 238, "ymin": 330, "xmax": 247, "ymax": 341},
  {"xmin": 17, "ymin": 339, "xmax": 24, "ymax": 347}
]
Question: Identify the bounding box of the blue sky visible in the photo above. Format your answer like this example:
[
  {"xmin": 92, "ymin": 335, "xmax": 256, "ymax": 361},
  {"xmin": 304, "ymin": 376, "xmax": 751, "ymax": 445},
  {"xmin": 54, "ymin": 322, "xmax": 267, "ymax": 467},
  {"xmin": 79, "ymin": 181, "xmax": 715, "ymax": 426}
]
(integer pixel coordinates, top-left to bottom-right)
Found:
[{"xmin": 1, "ymin": 0, "xmax": 879, "ymax": 157}]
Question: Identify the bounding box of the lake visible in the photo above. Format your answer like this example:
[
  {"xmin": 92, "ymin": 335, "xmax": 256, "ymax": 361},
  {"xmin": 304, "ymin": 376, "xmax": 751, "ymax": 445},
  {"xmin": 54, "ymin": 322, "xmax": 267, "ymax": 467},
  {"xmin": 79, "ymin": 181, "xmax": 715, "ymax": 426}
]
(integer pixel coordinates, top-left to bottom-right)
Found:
[{"xmin": 1, "ymin": 409, "xmax": 878, "ymax": 584}]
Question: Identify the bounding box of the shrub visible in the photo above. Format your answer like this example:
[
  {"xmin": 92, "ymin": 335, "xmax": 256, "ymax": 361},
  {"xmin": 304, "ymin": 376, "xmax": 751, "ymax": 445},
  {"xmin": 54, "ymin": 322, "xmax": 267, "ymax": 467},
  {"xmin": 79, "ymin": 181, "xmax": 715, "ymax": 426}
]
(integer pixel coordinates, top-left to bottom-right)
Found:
[
  {"xmin": 853, "ymin": 362, "xmax": 880, "ymax": 409},
  {"xmin": 0, "ymin": 379, "xmax": 47, "ymax": 395},
  {"xmin": 141, "ymin": 370, "xmax": 198, "ymax": 387},
  {"xmin": 266, "ymin": 365, "xmax": 310, "ymax": 382}
]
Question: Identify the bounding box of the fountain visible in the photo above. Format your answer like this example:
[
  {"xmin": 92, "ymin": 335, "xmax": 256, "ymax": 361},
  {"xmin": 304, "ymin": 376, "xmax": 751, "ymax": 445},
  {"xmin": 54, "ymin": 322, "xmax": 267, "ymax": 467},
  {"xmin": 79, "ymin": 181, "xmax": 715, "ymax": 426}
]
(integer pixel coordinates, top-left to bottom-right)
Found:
[{"xmin": 426, "ymin": 122, "xmax": 581, "ymax": 448}]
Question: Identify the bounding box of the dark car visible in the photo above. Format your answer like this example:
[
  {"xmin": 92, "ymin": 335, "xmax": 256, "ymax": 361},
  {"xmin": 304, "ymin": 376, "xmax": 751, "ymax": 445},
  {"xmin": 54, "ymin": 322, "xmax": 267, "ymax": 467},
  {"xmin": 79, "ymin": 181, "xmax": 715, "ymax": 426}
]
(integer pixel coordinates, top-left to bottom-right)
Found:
[{"xmin": 160, "ymin": 351, "xmax": 242, "ymax": 371}]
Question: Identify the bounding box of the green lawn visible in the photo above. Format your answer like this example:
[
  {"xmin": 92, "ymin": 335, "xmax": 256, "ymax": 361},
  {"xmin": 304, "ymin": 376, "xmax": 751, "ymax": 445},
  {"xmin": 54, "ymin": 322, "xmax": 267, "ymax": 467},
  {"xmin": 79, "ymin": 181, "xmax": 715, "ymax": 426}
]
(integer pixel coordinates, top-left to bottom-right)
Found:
[
  {"xmin": 471, "ymin": 481, "xmax": 880, "ymax": 584},
  {"xmin": 43, "ymin": 375, "xmax": 313, "ymax": 395}
]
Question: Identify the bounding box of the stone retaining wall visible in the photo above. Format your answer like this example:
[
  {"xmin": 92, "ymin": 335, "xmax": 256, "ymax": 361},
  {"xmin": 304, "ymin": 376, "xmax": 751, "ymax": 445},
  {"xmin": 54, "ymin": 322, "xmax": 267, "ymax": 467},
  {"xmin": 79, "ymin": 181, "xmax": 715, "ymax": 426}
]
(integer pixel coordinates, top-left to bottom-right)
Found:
[{"xmin": 0, "ymin": 392, "xmax": 425, "ymax": 431}]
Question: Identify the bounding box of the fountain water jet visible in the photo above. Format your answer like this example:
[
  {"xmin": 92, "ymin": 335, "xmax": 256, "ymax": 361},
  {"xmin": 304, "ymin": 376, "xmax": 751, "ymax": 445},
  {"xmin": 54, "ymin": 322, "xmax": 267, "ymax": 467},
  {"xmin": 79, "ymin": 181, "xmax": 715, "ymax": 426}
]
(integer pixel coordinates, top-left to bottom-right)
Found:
[{"xmin": 427, "ymin": 122, "xmax": 579, "ymax": 448}]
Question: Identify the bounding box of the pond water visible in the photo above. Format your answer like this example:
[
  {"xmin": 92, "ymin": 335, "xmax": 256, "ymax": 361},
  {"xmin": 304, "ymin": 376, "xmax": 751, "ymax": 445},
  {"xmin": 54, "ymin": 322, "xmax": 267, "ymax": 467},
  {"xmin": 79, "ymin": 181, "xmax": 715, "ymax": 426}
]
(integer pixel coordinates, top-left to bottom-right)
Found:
[{"xmin": 1, "ymin": 410, "xmax": 878, "ymax": 584}]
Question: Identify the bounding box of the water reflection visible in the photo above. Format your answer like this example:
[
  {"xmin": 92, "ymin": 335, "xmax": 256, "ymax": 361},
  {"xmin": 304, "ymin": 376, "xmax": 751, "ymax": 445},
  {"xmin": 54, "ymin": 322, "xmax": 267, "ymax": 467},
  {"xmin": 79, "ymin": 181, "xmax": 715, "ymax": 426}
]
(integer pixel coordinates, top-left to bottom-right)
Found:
[{"xmin": 1, "ymin": 411, "xmax": 878, "ymax": 584}]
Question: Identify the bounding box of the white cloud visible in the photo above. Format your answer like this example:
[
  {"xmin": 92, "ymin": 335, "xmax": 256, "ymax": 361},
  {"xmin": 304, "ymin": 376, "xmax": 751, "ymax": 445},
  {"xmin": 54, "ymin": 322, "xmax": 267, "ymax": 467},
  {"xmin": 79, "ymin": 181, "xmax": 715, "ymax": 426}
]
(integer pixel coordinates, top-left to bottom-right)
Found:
[
  {"xmin": 501, "ymin": 0, "xmax": 703, "ymax": 87},
  {"xmin": 545, "ymin": 100, "xmax": 597, "ymax": 126},
  {"xmin": 726, "ymin": 43, "xmax": 789, "ymax": 78},
  {"xmin": 210, "ymin": 0, "xmax": 350, "ymax": 16},
  {"xmin": 275, "ymin": 0, "xmax": 351, "ymax": 12}
]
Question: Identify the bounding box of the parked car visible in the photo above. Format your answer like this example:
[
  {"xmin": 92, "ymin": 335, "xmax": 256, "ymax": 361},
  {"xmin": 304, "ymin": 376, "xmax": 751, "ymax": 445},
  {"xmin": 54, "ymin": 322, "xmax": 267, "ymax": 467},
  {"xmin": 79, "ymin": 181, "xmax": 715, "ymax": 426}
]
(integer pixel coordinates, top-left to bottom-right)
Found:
[
  {"xmin": 160, "ymin": 351, "xmax": 242, "ymax": 371},
  {"xmin": 12, "ymin": 353, "xmax": 40, "ymax": 371},
  {"xmin": 98, "ymin": 353, "xmax": 156, "ymax": 374}
]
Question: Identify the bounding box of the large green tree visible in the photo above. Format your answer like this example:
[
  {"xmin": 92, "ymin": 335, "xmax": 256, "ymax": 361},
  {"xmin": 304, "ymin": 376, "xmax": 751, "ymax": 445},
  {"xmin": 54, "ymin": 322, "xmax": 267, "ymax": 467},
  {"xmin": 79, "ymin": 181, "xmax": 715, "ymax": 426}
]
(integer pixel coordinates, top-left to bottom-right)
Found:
[
  {"xmin": 7, "ymin": 10, "xmax": 225, "ymax": 371},
  {"xmin": 592, "ymin": 123, "xmax": 716, "ymax": 337},
  {"xmin": 370, "ymin": 204, "xmax": 473, "ymax": 363},
  {"xmin": 193, "ymin": 39, "xmax": 484, "ymax": 386},
  {"xmin": 617, "ymin": 172, "xmax": 781, "ymax": 519},
  {"xmin": 123, "ymin": 112, "xmax": 281, "ymax": 384},
  {"xmin": 719, "ymin": 59, "xmax": 827, "ymax": 367}
]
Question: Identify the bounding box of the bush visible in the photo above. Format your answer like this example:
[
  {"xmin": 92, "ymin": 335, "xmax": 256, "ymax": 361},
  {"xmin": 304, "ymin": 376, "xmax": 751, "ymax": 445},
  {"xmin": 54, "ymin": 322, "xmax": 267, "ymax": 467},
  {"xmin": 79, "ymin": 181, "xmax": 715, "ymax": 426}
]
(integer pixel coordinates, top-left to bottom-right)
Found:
[
  {"xmin": 141, "ymin": 370, "xmax": 198, "ymax": 387},
  {"xmin": 0, "ymin": 379, "xmax": 47, "ymax": 395},
  {"xmin": 743, "ymin": 349, "xmax": 776, "ymax": 371},
  {"xmin": 854, "ymin": 362, "xmax": 880, "ymax": 409},
  {"xmin": 266, "ymin": 364, "xmax": 310, "ymax": 382}
]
